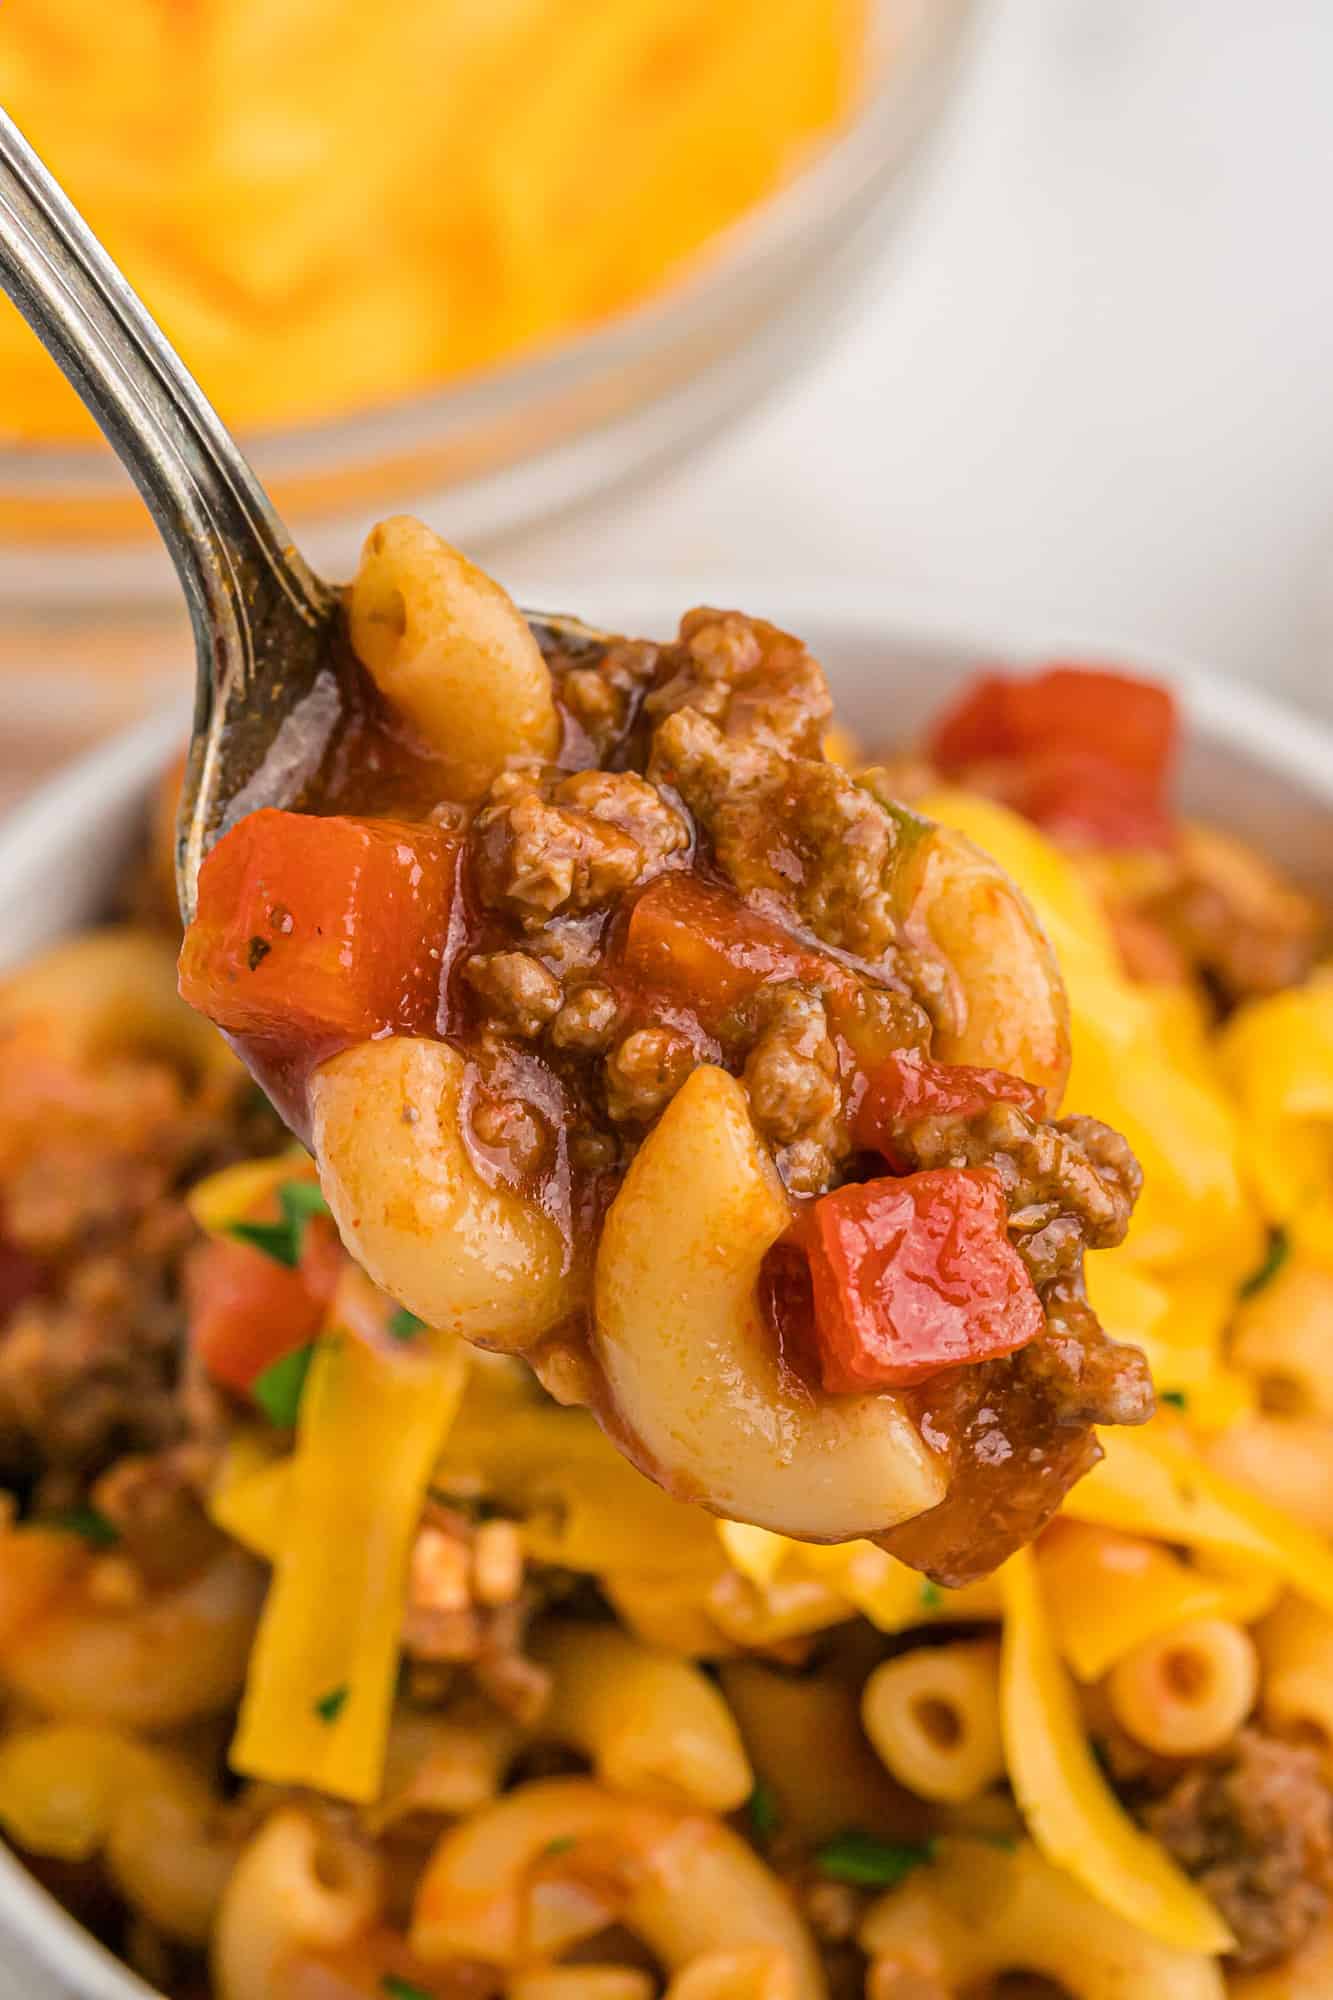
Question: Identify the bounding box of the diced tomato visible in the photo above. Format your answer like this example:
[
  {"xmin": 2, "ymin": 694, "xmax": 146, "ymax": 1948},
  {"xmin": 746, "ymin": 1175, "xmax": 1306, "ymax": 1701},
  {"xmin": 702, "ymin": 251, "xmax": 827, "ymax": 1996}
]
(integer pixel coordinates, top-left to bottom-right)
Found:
[
  {"xmin": 926, "ymin": 673, "xmax": 1014, "ymax": 771},
  {"xmin": 188, "ymin": 1211, "xmax": 343, "ymax": 1396},
  {"xmin": 853, "ymin": 1051, "xmax": 1043, "ymax": 1165},
  {"xmin": 621, "ymin": 875, "xmax": 919, "ymax": 1070},
  {"xmin": 178, "ymin": 810, "xmax": 457, "ymax": 1045},
  {"xmin": 928, "ymin": 665, "xmax": 1178, "ymax": 850},
  {"xmin": 795, "ymin": 1168, "xmax": 1043, "ymax": 1392},
  {"xmin": 1012, "ymin": 667, "xmax": 1176, "ymax": 781},
  {"xmin": 1005, "ymin": 747, "xmax": 1177, "ymax": 850},
  {"xmin": 621, "ymin": 875, "xmax": 813, "ymax": 1032}
]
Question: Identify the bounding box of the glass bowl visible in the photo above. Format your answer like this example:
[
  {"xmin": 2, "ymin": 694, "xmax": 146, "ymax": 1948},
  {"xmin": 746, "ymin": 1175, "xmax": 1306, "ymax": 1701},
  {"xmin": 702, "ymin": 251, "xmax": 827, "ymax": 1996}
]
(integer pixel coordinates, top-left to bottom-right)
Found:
[{"xmin": 0, "ymin": 0, "xmax": 979, "ymax": 608}]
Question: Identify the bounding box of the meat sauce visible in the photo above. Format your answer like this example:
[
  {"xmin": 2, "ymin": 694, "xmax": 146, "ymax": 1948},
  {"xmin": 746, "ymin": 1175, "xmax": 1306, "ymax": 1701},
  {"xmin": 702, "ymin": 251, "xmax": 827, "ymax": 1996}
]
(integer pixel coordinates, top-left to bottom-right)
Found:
[{"xmin": 194, "ymin": 608, "xmax": 1152, "ymax": 1584}]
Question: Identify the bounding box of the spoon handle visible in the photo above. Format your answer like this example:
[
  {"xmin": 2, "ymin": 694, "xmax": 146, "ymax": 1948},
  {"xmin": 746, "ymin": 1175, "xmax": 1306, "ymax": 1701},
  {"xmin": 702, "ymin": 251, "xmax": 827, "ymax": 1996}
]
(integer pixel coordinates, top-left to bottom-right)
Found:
[
  {"xmin": 0, "ymin": 110, "xmax": 338, "ymax": 909},
  {"xmin": 0, "ymin": 112, "xmax": 328, "ymax": 632}
]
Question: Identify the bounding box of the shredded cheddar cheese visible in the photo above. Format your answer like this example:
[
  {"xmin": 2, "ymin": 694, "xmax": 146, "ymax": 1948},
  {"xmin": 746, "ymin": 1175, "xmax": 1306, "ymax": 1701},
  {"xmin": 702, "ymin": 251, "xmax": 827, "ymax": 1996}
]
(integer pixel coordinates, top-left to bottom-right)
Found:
[
  {"xmin": 1064, "ymin": 1422, "xmax": 1333, "ymax": 1617},
  {"xmin": 229, "ymin": 1287, "xmax": 467, "ymax": 1803},
  {"xmin": 1001, "ymin": 1549, "xmax": 1234, "ymax": 1956}
]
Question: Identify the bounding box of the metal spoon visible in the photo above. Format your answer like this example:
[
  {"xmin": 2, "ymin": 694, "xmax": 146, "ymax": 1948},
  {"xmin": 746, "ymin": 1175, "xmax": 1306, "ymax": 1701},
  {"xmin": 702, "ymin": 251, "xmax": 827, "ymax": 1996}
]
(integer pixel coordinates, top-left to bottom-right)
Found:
[{"xmin": 0, "ymin": 110, "xmax": 356, "ymax": 918}]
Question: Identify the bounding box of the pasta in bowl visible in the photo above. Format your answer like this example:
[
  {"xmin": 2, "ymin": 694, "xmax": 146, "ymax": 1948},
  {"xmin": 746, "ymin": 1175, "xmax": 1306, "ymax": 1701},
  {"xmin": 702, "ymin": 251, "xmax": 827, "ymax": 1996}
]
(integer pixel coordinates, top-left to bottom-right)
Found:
[
  {"xmin": 177, "ymin": 519, "xmax": 1153, "ymax": 1582},
  {"xmin": 0, "ymin": 587, "xmax": 1330, "ymax": 2000}
]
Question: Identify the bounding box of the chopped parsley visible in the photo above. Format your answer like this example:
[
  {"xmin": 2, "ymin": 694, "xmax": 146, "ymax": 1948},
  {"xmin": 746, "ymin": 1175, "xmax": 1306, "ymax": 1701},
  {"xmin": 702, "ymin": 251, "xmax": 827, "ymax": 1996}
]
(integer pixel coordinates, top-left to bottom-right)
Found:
[
  {"xmin": 280, "ymin": 1180, "xmax": 331, "ymax": 1225},
  {"xmin": 252, "ymin": 1342, "xmax": 316, "ymax": 1428},
  {"xmin": 1239, "ymin": 1229, "xmax": 1290, "ymax": 1300},
  {"xmin": 747, "ymin": 1781, "xmax": 780, "ymax": 1841},
  {"xmin": 542, "ymin": 1835, "xmax": 578, "ymax": 1858},
  {"xmin": 45, "ymin": 1505, "xmax": 120, "ymax": 1549},
  {"xmin": 389, "ymin": 1307, "xmax": 427, "ymax": 1344},
  {"xmin": 381, "ymin": 1980, "xmax": 432, "ymax": 2000},
  {"xmin": 814, "ymin": 1831, "xmax": 936, "ymax": 1888},
  {"xmin": 919, "ymin": 1580, "xmax": 944, "ymax": 1610},
  {"xmin": 313, "ymin": 1684, "xmax": 349, "ymax": 1724},
  {"xmin": 226, "ymin": 1179, "xmax": 330, "ymax": 1268},
  {"xmin": 1160, "ymin": 1388, "xmax": 1189, "ymax": 1411}
]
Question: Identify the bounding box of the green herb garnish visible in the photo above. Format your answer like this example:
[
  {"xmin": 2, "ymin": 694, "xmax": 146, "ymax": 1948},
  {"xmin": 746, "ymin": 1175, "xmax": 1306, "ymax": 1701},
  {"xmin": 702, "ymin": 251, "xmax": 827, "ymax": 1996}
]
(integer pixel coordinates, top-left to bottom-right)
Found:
[
  {"xmin": 313, "ymin": 1684, "xmax": 349, "ymax": 1724},
  {"xmin": 45, "ymin": 1505, "xmax": 120, "ymax": 1549},
  {"xmin": 747, "ymin": 1781, "xmax": 780, "ymax": 1841},
  {"xmin": 389, "ymin": 1307, "xmax": 427, "ymax": 1344},
  {"xmin": 1239, "ymin": 1229, "xmax": 1290, "ymax": 1300},
  {"xmin": 814, "ymin": 1832, "xmax": 936, "ymax": 1888},
  {"xmin": 1160, "ymin": 1389, "xmax": 1189, "ymax": 1411},
  {"xmin": 253, "ymin": 1342, "xmax": 316, "ymax": 1427},
  {"xmin": 381, "ymin": 1979, "xmax": 432, "ymax": 2000},
  {"xmin": 919, "ymin": 1580, "xmax": 944, "ymax": 1610},
  {"xmin": 226, "ymin": 1180, "xmax": 330, "ymax": 1268},
  {"xmin": 227, "ymin": 1217, "xmax": 302, "ymax": 1267},
  {"xmin": 542, "ymin": 1835, "xmax": 578, "ymax": 1858}
]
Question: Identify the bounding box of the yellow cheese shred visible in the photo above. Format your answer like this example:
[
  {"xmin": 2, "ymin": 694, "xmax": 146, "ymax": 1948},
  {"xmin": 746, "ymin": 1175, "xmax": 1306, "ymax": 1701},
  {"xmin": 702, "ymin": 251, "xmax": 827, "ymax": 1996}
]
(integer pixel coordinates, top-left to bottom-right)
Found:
[
  {"xmin": 185, "ymin": 1152, "xmax": 310, "ymax": 1235},
  {"xmin": 1063, "ymin": 1421, "xmax": 1333, "ymax": 1616},
  {"xmin": 229, "ymin": 1280, "xmax": 466, "ymax": 1804},
  {"xmin": 1001, "ymin": 1548, "xmax": 1233, "ymax": 1956},
  {"xmin": 208, "ymin": 1436, "xmax": 289, "ymax": 1564},
  {"xmin": 1036, "ymin": 1523, "xmax": 1240, "ymax": 1682}
]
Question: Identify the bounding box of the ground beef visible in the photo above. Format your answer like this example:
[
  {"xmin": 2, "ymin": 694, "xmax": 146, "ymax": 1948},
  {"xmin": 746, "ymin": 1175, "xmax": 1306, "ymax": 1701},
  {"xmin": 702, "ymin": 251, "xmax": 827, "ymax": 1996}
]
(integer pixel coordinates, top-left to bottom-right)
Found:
[
  {"xmin": 603, "ymin": 1025, "xmax": 695, "ymax": 1124},
  {"xmin": 1142, "ymin": 1728, "xmax": 1333, "ymax": 1968},
  {"xmin": 643, "ymin": 606, "xmax": 832, "ymax": 757},
  {"xmin": 541, "ymin": 627, "xmax": 661, "ymax": 762},
  {"xmin": 0, "ymin": 1034, "xmax": 282, "ymax": 1501},
  {"xmin": 472, "ymin": 765, "xmax": 688, "ymax": 924},
  {"xmin": 1098, "ymin": 822, "xmax": 1324, "ymax": 1005},
  {"xmin": 402, "ymin": 1501, "xmax": 550, "ymax": 1723},
  {"xmin": 878, "ymin": 1352, "xmax": 1105, "ymax": 1588},
  {"xmin": 651, "ymin": 708, "xmax": 905, "ymax": 967},
  {"xmin": 743, "ymin": 984, "xmax": 842, "ymax": 1191},
  {"xmin": 894, "ymin": 1102, "xmax": 1142, "ymax": 1258},
  {"xmin": 549, "ymin": 982, "xmax": 620, "ymax": 1053},
  {"xmin": 463, "ymin": 950, "xmax": 563, "ymax": 1037}
]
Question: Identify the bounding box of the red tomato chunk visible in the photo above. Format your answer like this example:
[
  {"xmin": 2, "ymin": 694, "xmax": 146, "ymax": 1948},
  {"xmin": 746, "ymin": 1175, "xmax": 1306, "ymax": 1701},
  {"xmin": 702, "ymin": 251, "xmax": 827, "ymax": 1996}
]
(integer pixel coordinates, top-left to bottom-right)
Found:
[
  {"xmin": 929, "ymin": 665, "xmax": 1178, "ymax": 850},
  {"xmin": 796, "ymin": 1168, "xmax": 1043, "ymax": 1392},
  {"xmin": 853, "ymin": 1051, "xmax": 1044, "ymax": 1166},
  {"xmin": 188, "ymin": 1221, "xmax": 341, "ymax": 1397},
  {"xmin": 622, "ymin": 874, "xmax": 825, "ymax": 1032},
  {"xmin": 178, "ymin": 809, "xmax": 456, "ymax": 1044}
]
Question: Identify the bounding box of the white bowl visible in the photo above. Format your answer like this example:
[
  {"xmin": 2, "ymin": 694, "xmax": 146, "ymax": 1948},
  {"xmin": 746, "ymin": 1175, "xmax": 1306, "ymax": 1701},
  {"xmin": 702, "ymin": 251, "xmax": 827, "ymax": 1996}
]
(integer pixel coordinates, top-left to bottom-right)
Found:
[{"xmin": 0, "ymin": 587, "xmax": 1330, "ymax": 1997}]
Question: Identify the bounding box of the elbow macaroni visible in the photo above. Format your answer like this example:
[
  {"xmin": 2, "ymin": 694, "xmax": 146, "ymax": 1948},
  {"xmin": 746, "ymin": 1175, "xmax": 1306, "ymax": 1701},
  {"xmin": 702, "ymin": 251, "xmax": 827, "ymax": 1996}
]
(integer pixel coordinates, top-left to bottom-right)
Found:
[
  {"xmin": 592, "ymin": 1064, "xmax": 944, "ymax": 1540},
  {"xmin": 349, "ymin": 519, "xmax": 560, "ymax": 801},
  {"xmin": 312, "ymin": 1037, "xmax": 577, "ymax": 1348},
  {"xmin": 1106, "ymin": 1617, "xmax": 1259, "ymax": 1758},
  {"xmin": 861, "ymin": 1640, "xmax": 1006, "ymax": 1805},
  {"xmin": 861, "ymin": 1837, "xmax": 1226, "ymax": 2000},
  {"xmin": 213, "ymin": 1807, "xmax": 383, "ymax": 2000},
  {"xmin": 411, "ymin": 1777, "xmax": 826, "ymax": 1998},
  {"xmin": 531, "ymin": 1621, "xmax": 752, "ymax": 1812}
]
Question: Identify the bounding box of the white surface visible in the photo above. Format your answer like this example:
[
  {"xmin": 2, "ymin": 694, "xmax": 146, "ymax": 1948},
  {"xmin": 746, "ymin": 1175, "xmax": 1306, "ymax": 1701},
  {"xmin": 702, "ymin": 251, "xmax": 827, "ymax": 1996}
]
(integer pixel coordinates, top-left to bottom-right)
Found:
[{"xmin": 503, "ymin": 0, "xmax": 1333, "ymax": 719}]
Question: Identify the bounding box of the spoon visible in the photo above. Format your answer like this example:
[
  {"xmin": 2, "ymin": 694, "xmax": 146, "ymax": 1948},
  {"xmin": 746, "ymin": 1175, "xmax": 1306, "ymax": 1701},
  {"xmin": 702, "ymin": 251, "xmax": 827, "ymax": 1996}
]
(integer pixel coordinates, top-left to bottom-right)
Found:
[{"xmin": 0, "ymin": 111, "xmax": 350, "ymax": 919}]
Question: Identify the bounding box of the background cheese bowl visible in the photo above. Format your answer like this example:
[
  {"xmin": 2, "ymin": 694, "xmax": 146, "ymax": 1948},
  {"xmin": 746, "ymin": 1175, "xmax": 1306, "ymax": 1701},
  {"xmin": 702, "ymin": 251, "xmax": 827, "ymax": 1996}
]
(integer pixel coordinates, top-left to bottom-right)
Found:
[
  {"xmin": 0, "ymin": 586, "xmax": 1329, "ymax": 1997},
  {"xmin": 0, "ymin": 0, "xmax": 977, "ymax": 606}
]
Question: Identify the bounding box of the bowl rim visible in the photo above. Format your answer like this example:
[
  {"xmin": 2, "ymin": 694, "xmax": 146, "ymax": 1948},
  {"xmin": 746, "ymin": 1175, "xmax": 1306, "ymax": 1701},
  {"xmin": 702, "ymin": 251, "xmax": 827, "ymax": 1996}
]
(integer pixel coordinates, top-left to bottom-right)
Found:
[
  {"xmin": 0, "ymin": 582, "xmax": 1329, "ymax": 2000},
  {"xmin": 1, "ymin": 0, "xmax": 979, "ymax": 492}
]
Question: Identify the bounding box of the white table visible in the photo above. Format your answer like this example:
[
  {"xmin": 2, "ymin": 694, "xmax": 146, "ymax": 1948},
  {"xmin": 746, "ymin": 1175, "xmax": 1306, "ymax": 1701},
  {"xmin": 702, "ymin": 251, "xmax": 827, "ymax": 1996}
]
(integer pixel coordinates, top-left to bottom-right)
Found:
[{"xmin": 508, "ymin": 0, "xmax": 1333, "ymax": 719}]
